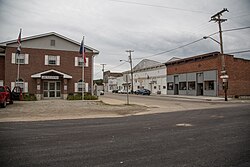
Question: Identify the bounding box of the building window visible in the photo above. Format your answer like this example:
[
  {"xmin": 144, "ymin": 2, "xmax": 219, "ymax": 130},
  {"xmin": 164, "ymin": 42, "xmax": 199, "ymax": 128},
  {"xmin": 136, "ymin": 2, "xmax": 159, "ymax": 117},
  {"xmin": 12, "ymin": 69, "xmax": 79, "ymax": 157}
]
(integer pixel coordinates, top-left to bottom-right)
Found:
[
  {"xmin": 11, "ymin": 79, "xmax": 28, "ymax": 93},
  {"xmin": 205, "ymin": 81, "xmax": 214, "ymax": 90},
  {"xmin": 179, "ymin": 82, "xmax": 187, "ymax": 90},
  {"xmin": 15, "ymin": 79, "xmax": 24, "ymax": 92},
  {"xmin": 11, "ymin": 53, "xmax": 29, "ymax": 64},
  {"xmin": 167, "ymin": 82, "xmax": 173, "ymax": 90},
  {"xmin": 45, "ymin": 55, "xmax": 60, "ymax": 65},
  {"xmin": 188, "ymin": 81, "xmax": 195, "ymax": 90},
  {"xmin": 163, "ymin": 86, "xmax": 166, "ymax": 89},
  {"xmin": 77, "ymin": 80, "xmax": 84, "ymax": 92},
  {"xmin": 16, "ymin": 54, "xmax": 25, "ymax": 64},
  {"xmin": 48, "ymin": 55, "xmax": 57, "ymax": 65},
  {"xmin": 154, "ymin": 86, "xmax": 157, "ymax": 89},
  {"xmin": 75, "ymin": 57, "xmax": 89, "ymax": 67},
  {"xmin": 50, "ymin": 40, "xmax": 55, "ymax": 46},
  {"xmin": 78, "ymin": 57, "xmax": 84, "ymax": 66}
]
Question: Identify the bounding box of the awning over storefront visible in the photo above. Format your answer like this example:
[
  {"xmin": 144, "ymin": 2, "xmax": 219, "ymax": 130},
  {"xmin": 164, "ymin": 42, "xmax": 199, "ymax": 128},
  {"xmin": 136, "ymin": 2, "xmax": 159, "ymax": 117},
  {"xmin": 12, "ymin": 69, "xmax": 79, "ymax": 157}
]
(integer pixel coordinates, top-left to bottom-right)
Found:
[{"xmin": 31, "ymin": 69, "xmax": 72, "ymax": 79}]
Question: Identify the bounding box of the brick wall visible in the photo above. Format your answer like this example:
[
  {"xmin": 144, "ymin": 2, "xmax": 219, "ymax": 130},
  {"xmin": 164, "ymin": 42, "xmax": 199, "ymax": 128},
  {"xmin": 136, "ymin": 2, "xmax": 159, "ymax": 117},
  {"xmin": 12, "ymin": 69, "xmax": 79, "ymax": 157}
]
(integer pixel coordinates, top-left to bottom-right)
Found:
[
  {"xmin": 226, "ymin": 56, "xmax": 250, "ymax": 96},
  {"xmin": 0, "ymin": 56, "xmax": 5, "ymax": 81},
  {"xmin": 166, "ymin": 53, "xmax": 250, "ymax": 97},
  {"xmin": 5, "ymin": 47, "xmax": 94, "ymax": 94},
  {"xmin": 167, "ymin": 54, "xmax": 221, "ymax": 75}
]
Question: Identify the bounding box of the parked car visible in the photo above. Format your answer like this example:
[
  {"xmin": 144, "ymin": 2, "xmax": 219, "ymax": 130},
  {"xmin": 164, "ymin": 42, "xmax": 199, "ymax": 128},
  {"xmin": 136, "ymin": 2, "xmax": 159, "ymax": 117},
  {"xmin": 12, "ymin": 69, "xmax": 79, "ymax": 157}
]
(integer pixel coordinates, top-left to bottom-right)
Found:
[
  {"xmin": 0, "ymin": 86, "xmax": 13, "ymax": 108},
  {"xmin": 112, "ymin": 89, "xmax": 119, "ymax": 93},
  {"xmin": 100, "ymin": 90, "xmax": 104, "ymax": 95},
  {"xmin": 135, "ymin": 89, "xmax": 151, "ymax": 95},
  {"xmin": 12, "ymin": 86, "xmax": 23, "ymax": 100},
  {"xmin": 118, "ymin": 89, "xmax": 128, "ymax": 94}
]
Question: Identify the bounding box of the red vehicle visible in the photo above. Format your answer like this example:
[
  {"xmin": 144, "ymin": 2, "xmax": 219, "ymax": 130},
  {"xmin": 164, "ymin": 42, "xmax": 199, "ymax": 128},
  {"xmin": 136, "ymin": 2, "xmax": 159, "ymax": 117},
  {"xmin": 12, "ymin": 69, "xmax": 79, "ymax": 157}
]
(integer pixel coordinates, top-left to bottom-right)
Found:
[{"xmin": 0, "ymin": 86, "xmax": 13, "ymax": 108}]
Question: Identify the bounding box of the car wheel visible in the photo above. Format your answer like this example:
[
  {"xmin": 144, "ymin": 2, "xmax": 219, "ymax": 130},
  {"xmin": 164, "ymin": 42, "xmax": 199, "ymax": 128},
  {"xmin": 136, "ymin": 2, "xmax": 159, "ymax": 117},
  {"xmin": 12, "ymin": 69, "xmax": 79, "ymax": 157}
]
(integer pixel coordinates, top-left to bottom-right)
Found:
[{"xmin": 1, "ymin": 100, "xmax": 7, "ymax": 108}]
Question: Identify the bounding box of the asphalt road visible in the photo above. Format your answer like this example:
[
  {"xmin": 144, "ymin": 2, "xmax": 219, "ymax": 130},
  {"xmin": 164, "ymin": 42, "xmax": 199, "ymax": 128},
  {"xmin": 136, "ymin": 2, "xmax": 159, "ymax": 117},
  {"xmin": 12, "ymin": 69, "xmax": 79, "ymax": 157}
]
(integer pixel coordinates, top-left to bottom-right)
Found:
[{"xmin": 1, "ymin": 104, "xmax": 250, "ymax": 167}]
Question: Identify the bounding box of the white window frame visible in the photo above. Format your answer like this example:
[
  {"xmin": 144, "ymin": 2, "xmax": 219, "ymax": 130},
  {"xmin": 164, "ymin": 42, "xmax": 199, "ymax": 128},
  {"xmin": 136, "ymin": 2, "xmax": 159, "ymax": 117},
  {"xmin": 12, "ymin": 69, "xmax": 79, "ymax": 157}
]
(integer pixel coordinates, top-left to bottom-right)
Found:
[
  {"xmin": 74, "ymin": 57, "xmax": 89, "ymax": 67},
  {"xmin": 74, "ymin": 81, "xmax": 88, "ymax": 93},
  {"xmin": 45, "ymin": 55, "xmax": 60, "ymax": 66},
  {"xmin": 11, "ymin": 53, "xmax": 29, "ymax": 64},
  {"xmin": 11, "ymin": 80, "xmax": 28, "ymax": 93}
]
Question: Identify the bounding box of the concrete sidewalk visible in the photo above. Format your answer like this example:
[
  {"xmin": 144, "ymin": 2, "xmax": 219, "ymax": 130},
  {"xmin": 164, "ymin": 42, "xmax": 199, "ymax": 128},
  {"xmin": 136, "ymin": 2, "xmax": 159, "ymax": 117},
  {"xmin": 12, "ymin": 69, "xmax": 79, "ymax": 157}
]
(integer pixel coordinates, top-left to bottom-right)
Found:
[{"xmin": 100, "ymin": 92, "xmax": 250, "ymax": 106}]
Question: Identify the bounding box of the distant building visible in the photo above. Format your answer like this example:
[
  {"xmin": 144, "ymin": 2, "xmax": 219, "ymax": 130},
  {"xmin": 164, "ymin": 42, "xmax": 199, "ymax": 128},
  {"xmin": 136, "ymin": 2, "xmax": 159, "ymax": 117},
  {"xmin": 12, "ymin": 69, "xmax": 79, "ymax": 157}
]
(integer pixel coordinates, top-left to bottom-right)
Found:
[
  {"xmin": 165, "ymin": 52, "xmax": 250, "ymax": 97},
  {"xmin": 132, "ymin": 59, "xmax": 167, "ymax": 94},
  {"xmin": 103, "ymin": 71, "xmax": 123, "ymax": 92},
  {"xmin": 0, "ymin": 32, "xmax": 99, "ymax": 100}
]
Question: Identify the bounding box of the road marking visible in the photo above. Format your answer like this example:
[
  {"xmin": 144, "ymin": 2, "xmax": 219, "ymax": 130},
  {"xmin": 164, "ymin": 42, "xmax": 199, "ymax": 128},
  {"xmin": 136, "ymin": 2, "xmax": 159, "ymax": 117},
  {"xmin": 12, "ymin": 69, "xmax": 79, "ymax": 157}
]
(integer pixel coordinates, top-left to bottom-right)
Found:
[{"xmin": 176, "ymin": 123, "xmax": 193, "ymax": 127}]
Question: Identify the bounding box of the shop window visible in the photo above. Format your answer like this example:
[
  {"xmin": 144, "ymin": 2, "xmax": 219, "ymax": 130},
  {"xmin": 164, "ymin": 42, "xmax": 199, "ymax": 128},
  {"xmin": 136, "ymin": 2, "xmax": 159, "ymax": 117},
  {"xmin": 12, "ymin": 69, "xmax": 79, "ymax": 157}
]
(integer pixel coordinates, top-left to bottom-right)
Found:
[
  {"xmin": 205, "ymin": 81, "xmax": 214, "ymax": 90},
  {"xmin": 167, "ymin": 82, "xmax": 173, "ymax": 90},
  {"xmin": 188, "ymin": 81, "xmax": 195, "ymax": 90},
  {"xmin": 179, "ymin": 82, "xmax": 187, "ymax": 90}
]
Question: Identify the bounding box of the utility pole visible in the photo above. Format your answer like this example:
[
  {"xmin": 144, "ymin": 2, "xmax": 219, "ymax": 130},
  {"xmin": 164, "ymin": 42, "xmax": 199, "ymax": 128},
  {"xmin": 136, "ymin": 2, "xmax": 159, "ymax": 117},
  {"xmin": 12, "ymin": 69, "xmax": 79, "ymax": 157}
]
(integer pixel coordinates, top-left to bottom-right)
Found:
[
  {"xmin": 100, "ymin": 63, "xmax": 106, "ymax": 91},
  {"xmin": 126, "ymin": 50, "xmax": 134, "ymax": 94},
  {"xmin": 210, "ymin": 8, "xmax": 229, "ymax": 101}
]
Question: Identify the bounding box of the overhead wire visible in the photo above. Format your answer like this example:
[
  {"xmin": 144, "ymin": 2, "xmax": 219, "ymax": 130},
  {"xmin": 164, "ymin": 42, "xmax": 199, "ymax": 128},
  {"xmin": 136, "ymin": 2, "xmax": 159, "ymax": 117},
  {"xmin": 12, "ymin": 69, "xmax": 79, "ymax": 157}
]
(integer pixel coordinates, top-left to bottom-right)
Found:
[{"xmin": 108, "ymin": 0, "xmax": 212, "ymax": 14}]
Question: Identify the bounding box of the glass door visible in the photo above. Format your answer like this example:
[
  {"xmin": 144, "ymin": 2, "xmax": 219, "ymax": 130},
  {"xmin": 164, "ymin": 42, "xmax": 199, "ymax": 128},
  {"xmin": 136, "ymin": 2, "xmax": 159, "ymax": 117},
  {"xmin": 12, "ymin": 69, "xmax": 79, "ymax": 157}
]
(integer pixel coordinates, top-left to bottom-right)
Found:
[{"xmin": 43, "ymin": 81, "xmax": 61, "ymax": 98}]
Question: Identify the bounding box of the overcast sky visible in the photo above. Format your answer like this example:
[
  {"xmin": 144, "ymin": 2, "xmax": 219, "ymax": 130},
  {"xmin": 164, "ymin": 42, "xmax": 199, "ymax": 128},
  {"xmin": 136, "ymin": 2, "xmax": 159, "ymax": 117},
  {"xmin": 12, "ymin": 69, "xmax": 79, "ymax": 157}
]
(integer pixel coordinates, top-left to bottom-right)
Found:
[{"xmin": 0, "ymin": 0, "xmax": 250, "ymax": 79}]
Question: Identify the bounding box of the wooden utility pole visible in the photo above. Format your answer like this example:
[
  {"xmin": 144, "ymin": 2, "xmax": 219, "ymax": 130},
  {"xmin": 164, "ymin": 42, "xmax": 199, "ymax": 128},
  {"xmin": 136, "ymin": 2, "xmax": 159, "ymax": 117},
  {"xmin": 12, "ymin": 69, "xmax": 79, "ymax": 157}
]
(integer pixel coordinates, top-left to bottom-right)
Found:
[
  {"xmin": 101, "ymin": 64, "xmax": 106, "ymax": 91},
  {"xmin": 126, "ymin": 50, "xmax": 134, "ymax": 94},
  {"xmin": 210, "ymin": 8, "xmax": 229, "ymax": 101}
]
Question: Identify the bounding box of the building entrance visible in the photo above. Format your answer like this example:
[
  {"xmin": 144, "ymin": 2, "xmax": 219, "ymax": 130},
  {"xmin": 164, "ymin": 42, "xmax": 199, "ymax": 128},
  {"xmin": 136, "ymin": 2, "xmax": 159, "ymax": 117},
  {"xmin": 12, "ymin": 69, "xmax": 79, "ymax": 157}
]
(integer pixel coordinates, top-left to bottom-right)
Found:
[{"xmin": 43, "ymin": 81, "xmax": 61, "ymax": 98}]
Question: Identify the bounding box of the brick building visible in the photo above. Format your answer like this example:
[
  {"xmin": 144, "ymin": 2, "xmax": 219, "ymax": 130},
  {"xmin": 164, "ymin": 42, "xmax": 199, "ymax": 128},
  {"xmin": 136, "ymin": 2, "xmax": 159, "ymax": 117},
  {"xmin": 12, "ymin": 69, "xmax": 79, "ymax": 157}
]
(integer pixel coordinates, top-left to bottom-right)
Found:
[
  {"xmin": 165, "ymin": 52, "xmax": 250, "ymax": 97},
  {"xmin": 0, "ymin": 32, "xmax": 99, "ymax": 100}
]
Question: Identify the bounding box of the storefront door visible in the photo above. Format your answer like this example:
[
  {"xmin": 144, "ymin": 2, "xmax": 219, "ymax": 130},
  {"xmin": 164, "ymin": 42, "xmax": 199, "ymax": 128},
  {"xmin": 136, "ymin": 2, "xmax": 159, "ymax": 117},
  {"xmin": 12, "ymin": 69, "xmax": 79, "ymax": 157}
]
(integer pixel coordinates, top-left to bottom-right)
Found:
[{"xmin": 43, "ymin": 81, "xmax": 61, "ymax": 98}]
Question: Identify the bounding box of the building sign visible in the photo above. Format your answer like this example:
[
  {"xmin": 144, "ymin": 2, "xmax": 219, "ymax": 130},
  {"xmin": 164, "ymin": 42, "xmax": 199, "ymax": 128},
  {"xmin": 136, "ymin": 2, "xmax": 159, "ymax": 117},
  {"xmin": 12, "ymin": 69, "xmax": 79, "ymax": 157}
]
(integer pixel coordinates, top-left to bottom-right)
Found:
[{"xmin": 41, "ymin": 76, "xmax": 59, "ymax": 80}]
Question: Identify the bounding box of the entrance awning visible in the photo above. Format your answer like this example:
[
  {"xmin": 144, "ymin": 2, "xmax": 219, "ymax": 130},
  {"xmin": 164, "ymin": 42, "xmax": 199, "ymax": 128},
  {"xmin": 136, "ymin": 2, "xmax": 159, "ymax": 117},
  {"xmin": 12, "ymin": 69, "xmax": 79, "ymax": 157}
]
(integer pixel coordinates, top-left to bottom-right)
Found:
[{"xmin": 31, "ymin": 69, "xmax": 72, "ymax": 79}]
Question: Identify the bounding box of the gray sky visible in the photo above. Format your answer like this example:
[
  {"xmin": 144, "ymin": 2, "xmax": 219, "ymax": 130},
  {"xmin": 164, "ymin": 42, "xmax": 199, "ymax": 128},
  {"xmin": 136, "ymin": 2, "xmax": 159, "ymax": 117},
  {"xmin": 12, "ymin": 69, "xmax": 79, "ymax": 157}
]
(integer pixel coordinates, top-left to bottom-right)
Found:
[{"xmin": 0, "ymin": 0, "xmax": 250, "ymax": 79}]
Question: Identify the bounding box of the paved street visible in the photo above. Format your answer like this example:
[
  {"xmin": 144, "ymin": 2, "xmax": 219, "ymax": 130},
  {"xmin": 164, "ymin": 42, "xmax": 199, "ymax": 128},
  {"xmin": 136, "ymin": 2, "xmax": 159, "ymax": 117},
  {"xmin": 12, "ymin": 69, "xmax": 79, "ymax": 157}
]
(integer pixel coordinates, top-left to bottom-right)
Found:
[{"xmin": 0, "ymin": 104, "xmax": 249, "ymax": 167}]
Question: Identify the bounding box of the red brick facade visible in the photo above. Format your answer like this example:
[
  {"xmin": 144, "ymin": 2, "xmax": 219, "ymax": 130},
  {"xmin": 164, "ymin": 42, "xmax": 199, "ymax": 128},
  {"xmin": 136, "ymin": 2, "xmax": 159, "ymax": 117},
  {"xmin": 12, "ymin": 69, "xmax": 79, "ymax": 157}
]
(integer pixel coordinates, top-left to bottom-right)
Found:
[
  {"xmin": 0, "ymin": 56, "xmax": 5, "ymax": 82},
  {"xmin": 4, "ymin": 47, "xmax": 93, "ymax": 95},
  {"xmin": 166, "ymin": 52, "xmax": 250, "ymax": 97},
  {"xmin": 0, "ymin": 32, "xmax": 99, "ymax": 100}
]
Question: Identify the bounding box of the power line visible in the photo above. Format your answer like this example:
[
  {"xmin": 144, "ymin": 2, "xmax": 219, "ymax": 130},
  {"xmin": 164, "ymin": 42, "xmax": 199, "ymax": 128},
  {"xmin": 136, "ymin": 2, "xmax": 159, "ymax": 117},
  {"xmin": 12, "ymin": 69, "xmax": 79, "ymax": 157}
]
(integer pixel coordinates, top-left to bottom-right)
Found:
[
  {"xmin": 226, "ymin": 50, "xmax": 250, "ymax": 55},
  {"xmin": 108, "ymin": 0, "xmax": 211, "ymax": 14},
  {"xmin": 133, "ymin": 38, "xmax": 204, "ymax": 60},
  {"xmin": 223, "ymin": 26, "xmax": 250, "ymax": 33}
]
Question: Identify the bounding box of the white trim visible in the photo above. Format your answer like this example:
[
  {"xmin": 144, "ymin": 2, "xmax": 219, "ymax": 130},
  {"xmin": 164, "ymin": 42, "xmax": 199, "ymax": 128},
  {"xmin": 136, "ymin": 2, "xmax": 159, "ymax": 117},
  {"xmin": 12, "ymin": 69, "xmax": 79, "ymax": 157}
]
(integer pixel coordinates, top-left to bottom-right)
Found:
[
  {"xmin": 85, "ymin": 82, "xmax": 89, "ymax": 92},
  {"xmin": 24, "ymin": 82, "xmax": 28, "ymax": 92},
  {"xmin": 11, "ymin": 82, "xmax": 15, "ymax": 91},
  {"xmin": 56, "ymin": 56, "xmax": 60, "ymax": 65},
  {"xmin": 25, "ymin": 54, "xmax": 29, "ymax": 64},
  {"xmin": 85, "ymin": 57, "xmax": 89, "ymax": 67},
  {"xmin": 31, "ymin": 69, "xmax": 72, "ymax": 79},
  {"xmin": 75, "ymin": 57, "xmax": 78, "ymax": 66},
  {"xmin": 74, "ymin": 83, "xmax": 78, "ymax": 92},
  {"xmin": 45, "ymin": 55, "xmax": 48, "ymax": 65},
  {"xmin": 11, "ymin": 53, "xmax": 16, "ymax": 64}
]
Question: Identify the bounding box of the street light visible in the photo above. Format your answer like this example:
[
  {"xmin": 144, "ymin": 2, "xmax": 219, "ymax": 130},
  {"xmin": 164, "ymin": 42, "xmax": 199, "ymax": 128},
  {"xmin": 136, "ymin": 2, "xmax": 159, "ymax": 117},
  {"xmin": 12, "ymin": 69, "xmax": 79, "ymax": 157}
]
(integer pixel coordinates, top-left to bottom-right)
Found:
[
  {"xmin": 203, "ymin": 36, "xmax": 228, "ymax": 101},
  {"xmin": 203, "ymin": 36, "xmax": 221, "ymax": 45},
  {"xmin": 120, "ymin": 59, "xmax": 134, "ymax": 94}
]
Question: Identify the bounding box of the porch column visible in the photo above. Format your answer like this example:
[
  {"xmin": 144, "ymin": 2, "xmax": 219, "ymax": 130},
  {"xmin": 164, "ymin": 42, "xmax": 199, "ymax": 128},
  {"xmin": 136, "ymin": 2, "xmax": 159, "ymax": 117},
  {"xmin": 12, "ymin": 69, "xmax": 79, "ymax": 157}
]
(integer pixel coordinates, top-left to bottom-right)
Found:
[
  {"xmin": 63, "ymin": 78, "xmax": 68, "ymax": 100},
  {"xmin": 35, "ymin": 78, "xmax": 42, "ymax": 100}
]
